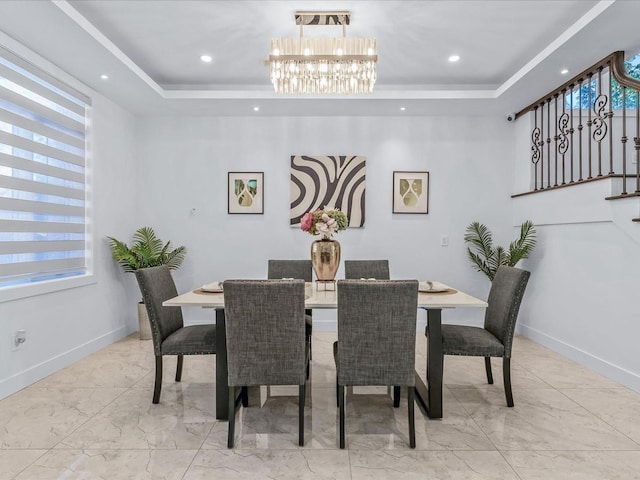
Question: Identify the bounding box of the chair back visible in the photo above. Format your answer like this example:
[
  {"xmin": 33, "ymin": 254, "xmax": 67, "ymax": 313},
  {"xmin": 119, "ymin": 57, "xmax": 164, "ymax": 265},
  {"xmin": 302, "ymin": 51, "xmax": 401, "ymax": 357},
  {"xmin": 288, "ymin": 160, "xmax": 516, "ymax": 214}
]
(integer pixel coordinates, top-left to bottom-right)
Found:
[
  {"xmin": 223, "ymin": 279, "xmax": 306, "ymax": 387},
  {"xmin": 268, "ymin": 259, "xmax": 312, "ymax": 281},
  {"xmin": 337, "ymin": 279, "xmax": 418, "ymax": 386},
  {"xmin": 344, "ymin": 260, "xmax": 390, "ymax": 279},
  {"xmin": 483, "ymin": 266, "xmax": 531, "ymax": 357},
  {"xmin": 135, "ymin": 266, "xmax": 184, "ymax": 355}
]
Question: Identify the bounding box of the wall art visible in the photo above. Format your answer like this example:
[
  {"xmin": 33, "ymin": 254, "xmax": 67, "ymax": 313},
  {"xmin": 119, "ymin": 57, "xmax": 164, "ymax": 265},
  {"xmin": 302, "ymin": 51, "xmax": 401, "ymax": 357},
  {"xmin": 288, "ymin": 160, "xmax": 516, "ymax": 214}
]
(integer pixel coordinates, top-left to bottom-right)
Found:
[{"xmin": 290, "ymin": 155, "xmax": 366, "ymax": 227}]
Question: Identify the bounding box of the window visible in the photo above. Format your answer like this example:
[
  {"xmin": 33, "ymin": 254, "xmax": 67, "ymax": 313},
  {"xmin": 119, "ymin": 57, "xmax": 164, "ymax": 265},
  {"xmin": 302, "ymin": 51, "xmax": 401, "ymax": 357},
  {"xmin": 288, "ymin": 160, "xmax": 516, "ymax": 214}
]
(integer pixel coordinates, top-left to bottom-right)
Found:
[
  {"xmin": 0, "ymin": 45, "xmax": 90, "ymax": 290},
  {"xmin": 567, "ymin": 52, "xmax": 640, "ymax": 110}
]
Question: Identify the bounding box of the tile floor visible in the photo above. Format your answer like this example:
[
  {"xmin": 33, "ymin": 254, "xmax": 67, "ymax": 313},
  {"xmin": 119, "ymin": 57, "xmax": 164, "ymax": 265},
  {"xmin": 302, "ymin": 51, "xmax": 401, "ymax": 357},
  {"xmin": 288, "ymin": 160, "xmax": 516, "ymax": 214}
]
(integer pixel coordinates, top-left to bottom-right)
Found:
[{"xmin": 2, "ymin": 332, "xmax": 640, "ymax": 479}]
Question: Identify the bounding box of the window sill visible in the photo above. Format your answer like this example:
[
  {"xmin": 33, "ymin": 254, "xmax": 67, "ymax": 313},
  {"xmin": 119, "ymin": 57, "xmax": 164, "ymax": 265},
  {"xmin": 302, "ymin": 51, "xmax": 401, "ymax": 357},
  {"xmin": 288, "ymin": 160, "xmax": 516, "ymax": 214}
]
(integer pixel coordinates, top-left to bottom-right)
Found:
[{"xmin": 0, "ymin": 274, "xmax": 97, "ymax": 303}]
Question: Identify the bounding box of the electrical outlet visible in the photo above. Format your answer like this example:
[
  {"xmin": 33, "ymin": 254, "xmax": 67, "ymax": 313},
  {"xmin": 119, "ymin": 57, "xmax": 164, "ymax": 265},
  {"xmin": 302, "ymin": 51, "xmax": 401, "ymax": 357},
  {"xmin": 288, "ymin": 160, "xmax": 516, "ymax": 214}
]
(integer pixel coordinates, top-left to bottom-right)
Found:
[
  {"xmin": 12, "ymin": 330, "xmax": 26, "ymax": 351},
  {"xmin": 440, "ymin": 235, "xmax": 449, "ymax": 247}
]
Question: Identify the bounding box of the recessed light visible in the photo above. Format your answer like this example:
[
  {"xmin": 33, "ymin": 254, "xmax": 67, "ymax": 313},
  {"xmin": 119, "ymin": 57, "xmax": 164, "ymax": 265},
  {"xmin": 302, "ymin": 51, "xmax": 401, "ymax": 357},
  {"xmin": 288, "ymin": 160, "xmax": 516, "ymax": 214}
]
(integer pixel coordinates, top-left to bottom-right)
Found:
[
  {"xmin": 100, "ymin": 74, "xmax": 109, "ymax": 80},
  {"xmin": 560, "ymin": 68, "xmax": 569, "ymax": 75},
  {"xmin": 200, "ymin": 55, "xmax": 212, "ymax": 63},
  {"xmin": 448, "ymin": 55, "xmax": 460, "ymax": 63},
  {"xmin": 253, "ymin": 106, "xmax": 260, "ymax": 112},
  {"xmin": 400, "ymin": 106, "xmax": 406, "ymax": 111}
]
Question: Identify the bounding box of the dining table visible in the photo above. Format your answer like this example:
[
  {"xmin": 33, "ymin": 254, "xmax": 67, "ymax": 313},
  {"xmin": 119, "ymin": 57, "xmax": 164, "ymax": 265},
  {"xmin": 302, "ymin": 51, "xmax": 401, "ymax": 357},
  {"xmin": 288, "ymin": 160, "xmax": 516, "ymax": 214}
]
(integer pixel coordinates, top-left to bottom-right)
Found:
[{"xmin": 163, "ymin": 281, "xmax": 487, "ymax": 420}]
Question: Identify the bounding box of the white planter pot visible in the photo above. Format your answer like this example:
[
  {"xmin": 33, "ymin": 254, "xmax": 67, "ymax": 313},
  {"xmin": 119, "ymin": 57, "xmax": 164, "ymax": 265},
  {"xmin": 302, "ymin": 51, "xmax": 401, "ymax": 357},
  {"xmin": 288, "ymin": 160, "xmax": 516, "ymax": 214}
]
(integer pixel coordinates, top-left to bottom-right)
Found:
[{"xmin": 137, "ymin": 302, "xmax": 152, "ymax": 340}]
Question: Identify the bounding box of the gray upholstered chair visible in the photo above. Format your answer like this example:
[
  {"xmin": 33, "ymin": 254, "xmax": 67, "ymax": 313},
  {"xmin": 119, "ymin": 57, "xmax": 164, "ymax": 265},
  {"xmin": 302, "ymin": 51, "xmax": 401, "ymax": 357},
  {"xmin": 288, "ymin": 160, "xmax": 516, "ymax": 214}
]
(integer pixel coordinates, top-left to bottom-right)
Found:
[
  {"xmin": 344, "ymin": 259, "xmax": 390, "ymax": 280},
  {"xmin": 135, "ymin": 266, "xmax": 216, "ymax": 404},
  {"xmin": 268, "ymin": 259, "xmax": 313, "ymax": 357},
  {"xmin": 334, "ymin": 279, "xmax": 419, "ymax": 448},
  {"xmin": 431, "ymin": 265, "xmax": 530, "ymax": 407},
  {"xmin": 223, "ymin": 279, "xmax": 308, "ymax": 448},
  {"xmin": 343, "ymin": 259, "xmax": 400, "ymax": 404}
]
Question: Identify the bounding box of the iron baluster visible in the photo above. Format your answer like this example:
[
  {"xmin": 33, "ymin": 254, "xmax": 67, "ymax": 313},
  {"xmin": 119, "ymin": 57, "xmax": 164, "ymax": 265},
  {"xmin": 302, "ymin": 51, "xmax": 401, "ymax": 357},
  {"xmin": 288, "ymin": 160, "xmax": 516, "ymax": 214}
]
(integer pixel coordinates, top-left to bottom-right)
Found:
[
  {"xmin": 636, "ymin": 91, "xmax": 640, "ymax": 194},
  {"xmin": 592, "ymin": 67, "xmax": 607, "ymax": 177},
  {"xmin": 531, "ymin": 107, "xmax": 541, "ymax": 190},
  {"xmin": 558, "ymin": 89, "xmax": 569, "ymax": 185},
  {"xmin": 621, "ymin": 87, "xmax": 627, "ymax": 195},
  {"xmin": 547, "ymin": 97, "xmax": 551, "ymax": 188},
  {"xmin": 578, "ymin": 79, "xmax": 584, "ymax": 181},
  {"xmin": 587, "ymin": 73, "xmax": 593, "ymax": 179},
  {"xmin": 570, "ymin": 84, "xmax": 575, "ymax": 183},
  {"xmin": 554, "ymin": 93, "xmax": 559, "ymax": 186},
  {"xmin": 607, "ymin": 62, "xmax": 614, "ymax": 175}
]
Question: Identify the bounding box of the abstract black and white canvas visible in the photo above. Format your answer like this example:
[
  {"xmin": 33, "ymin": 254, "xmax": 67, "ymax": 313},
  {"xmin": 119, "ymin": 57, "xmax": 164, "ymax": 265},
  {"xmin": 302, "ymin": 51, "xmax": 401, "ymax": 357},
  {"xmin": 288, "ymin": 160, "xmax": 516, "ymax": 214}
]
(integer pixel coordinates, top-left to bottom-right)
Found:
[{"xmin": 290, "ymin": 155, "xmax": 366, "ymax": 227}]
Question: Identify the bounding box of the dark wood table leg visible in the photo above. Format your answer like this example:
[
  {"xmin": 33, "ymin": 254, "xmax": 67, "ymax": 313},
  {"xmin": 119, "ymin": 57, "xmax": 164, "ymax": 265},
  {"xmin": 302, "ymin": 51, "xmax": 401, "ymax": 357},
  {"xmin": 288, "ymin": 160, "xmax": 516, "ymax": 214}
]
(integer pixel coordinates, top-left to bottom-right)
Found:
[
  {"xmin": 215, "ymin": 308, "xmax": 229, "ymax": 420},
  {"xmin": 414, "ymin": 308, "xmax": 443, "ymax": 419}
]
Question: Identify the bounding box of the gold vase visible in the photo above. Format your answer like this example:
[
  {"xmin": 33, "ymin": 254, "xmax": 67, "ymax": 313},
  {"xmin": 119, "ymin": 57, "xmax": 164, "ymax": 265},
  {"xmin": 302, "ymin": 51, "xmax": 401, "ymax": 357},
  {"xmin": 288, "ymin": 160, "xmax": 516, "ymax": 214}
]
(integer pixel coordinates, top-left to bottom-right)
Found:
[{"xmin": 311, "ymin": 237, "xmax": 341, "ymax": 281}]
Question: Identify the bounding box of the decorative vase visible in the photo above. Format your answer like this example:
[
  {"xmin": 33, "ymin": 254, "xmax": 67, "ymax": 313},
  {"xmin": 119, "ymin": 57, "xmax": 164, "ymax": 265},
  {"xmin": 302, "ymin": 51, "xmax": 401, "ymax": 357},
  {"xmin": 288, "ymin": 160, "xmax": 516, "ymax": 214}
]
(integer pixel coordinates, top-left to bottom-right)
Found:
[{"xmin": 310, "ymin": 236, "xmax": 341, "ymax": 281}]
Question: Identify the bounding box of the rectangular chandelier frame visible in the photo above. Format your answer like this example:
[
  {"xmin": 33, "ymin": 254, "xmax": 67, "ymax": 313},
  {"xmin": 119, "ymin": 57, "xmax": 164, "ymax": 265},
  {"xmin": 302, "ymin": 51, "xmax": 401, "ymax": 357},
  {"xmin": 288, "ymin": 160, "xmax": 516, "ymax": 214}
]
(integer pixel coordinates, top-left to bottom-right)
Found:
[{"xmin": 266, "ymin": 11, "xmax": 378, "ymax": 95}]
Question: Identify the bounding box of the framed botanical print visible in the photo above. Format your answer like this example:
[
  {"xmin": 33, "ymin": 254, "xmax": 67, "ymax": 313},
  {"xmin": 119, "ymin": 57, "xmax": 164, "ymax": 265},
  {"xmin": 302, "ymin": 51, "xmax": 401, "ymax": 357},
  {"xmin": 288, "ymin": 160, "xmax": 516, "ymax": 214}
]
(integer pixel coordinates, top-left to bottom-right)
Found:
[
  {"xmin": 228, "ymin": 172, "xmax": 264, "ymax": 214},
  {"xmin": 392, "ymin": 171, "xmax": 429, "ymax": 214}
]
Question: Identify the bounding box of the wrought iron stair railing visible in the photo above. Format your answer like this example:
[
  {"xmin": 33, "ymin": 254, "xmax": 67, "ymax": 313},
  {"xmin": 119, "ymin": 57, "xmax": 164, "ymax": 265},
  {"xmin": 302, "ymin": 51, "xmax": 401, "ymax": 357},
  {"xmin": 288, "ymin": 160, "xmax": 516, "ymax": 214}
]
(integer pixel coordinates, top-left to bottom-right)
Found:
[{"xmin": 513, "ymin": 51, "xmax": 640, "ymax": 211}]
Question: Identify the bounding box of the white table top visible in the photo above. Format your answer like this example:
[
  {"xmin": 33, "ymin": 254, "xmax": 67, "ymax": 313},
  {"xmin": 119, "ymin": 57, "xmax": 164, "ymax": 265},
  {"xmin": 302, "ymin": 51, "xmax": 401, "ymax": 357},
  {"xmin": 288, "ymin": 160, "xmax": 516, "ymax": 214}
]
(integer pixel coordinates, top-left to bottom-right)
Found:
[{"xmin": 163, "ymin": 282, "xmax": 487, "ymax": 310}]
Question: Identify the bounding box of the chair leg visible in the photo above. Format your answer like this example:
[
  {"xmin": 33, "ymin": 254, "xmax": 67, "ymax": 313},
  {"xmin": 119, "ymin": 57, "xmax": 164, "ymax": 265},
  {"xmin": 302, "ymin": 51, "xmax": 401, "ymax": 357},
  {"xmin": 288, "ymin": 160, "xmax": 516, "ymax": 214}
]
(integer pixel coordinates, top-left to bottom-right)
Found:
[
  {"xmin": 393, "ymin": 386, "xmax": 401, "ymax": 407},
  {"xmin": 227, "ymin": 386, "xmax": 236, "ymax": 448},
  {"xmin": 299, "ymin": 384, "xmax": 306, "ymax": 446},
  {"xmin": 503, "ymin": 357, "xmax": 514, "ymax": 407},
  {"xmin": 484, "ymin": 356, "xmax": 494, "ymax": 384},
  {"xmin": 308, "ymin": 334, "xmax": 312, "ymax": 361},
  {"xmin": 175, "ymin": 355, "xmax": 184, "ymax": 382},
  {"xmin": 408, "ymin": 386, "xmax": 416, "ymax": 449},
  {"xmin": 241, "ymin": 386, "xmax": 249, "ymax": 407},
  {"xmin": 336, "ymin": 377, "xmax": 339, "ymax": 408},
  {"xmin": 338, "ymin": 384, "xmax": 346, "ymax": 449},
  {"xmin": 152, "ymin": 355, "xmax": 162, "ymax": 404}
]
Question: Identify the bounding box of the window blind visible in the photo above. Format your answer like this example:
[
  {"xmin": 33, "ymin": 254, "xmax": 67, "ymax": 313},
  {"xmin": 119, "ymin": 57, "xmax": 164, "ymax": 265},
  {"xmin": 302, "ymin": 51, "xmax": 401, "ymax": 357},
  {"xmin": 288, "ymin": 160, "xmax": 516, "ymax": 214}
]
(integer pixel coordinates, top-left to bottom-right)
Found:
[{"xmin": 0, "ymin": 45, "xmax": 90, "ymax": 287}]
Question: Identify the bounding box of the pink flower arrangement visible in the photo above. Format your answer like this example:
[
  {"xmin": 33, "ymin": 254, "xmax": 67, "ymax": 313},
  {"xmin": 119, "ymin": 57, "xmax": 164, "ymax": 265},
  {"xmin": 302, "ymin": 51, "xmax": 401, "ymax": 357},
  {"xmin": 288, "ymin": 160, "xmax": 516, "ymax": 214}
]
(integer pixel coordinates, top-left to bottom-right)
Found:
[{"xmin": 300, "ymin": 206, "xmax": 349, "ymax": 239}]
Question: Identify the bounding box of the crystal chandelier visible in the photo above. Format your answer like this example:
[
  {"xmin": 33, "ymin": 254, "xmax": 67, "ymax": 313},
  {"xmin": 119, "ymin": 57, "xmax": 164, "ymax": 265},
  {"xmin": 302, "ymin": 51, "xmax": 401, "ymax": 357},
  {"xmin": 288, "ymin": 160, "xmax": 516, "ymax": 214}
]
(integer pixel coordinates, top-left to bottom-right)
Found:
[{"xmin": 266, "ymin": 11, "xmax": 377, "ymax": 95}]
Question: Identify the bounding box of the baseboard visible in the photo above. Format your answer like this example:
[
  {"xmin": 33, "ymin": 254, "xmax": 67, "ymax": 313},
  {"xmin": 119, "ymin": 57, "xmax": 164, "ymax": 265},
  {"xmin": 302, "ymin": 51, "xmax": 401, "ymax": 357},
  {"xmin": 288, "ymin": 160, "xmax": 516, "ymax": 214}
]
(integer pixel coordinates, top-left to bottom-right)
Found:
[
  {"xmin": 518, "ymin": 323, "xmax": 640, "ymax": 393},
  {"xmin": 0, "ymin": 325, "xmax": 133, "ymax": 400}
]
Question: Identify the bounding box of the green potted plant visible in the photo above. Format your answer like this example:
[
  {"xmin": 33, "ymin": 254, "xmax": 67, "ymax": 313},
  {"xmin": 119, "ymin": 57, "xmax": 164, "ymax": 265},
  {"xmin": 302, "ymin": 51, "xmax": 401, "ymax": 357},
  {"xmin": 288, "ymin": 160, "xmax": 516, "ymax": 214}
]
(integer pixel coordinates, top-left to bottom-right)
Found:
[
  {"xmin": 464, "ymin": 220, "xmax": 536, "ymax": 282},
  {"xmin": 107, "ymin": 226, "xmax": 186, "ymax": 339}
]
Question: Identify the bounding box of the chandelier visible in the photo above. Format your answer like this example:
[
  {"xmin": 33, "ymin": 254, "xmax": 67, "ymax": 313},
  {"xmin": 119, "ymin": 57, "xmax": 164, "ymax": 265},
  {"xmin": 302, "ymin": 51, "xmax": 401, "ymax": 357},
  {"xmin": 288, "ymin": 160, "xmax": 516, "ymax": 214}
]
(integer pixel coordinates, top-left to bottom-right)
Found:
[{"xmin": 266, "ymin": 11, "xmax": 377, "ymax": 95}]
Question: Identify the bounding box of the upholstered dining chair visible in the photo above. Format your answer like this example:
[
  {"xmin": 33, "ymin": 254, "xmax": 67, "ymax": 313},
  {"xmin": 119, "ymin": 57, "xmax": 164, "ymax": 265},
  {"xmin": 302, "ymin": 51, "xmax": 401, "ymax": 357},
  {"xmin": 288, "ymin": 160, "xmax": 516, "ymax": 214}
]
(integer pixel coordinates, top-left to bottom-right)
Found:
[
  {"xmin": 344, "ymin": 259, "xmax": 390, "ymax": 280},
  {"xmin": 223, "ymin": 279, "xmax": 309, "ymax": 448},
  {"xmin": 267, "ymin": 259, "xmax": 313, "ymax": 358},
  {"xmin": 334, "ymin": 279, "xmax": 419, "ymax": 449},
  {"xmin": 430, "ymin": 265, "xmax": 530, "ymax": 407},
  {"xmin": 135, "ymin": 266, "xmax": 216, "ymax": 404},
  {"xmin": 343, "ymin": 260, "xmax": 399, "ymax": 404}
]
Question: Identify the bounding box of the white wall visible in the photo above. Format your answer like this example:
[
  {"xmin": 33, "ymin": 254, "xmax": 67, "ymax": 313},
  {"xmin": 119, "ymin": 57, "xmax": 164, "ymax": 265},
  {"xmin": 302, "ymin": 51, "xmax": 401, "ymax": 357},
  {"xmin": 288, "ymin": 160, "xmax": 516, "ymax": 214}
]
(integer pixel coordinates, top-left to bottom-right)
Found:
[
  {"xmin": 0, "ymin": 46, "xmax": 139, "ymax": 399},
  {"xmin": 513, "ymin": 135, "xmax": 640, "ymax": 392},
  {"xmin": 135, "ymin": 115, "xmax": 517, "ymax": 329}
]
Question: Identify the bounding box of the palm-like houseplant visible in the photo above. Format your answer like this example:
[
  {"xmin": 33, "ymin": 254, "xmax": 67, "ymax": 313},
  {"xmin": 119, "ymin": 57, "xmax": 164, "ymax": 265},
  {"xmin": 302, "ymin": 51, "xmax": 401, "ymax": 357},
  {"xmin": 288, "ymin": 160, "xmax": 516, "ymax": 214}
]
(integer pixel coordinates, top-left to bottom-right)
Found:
[
  {"xmin": 464, "ymin": 220, "xmax": 536, "ymax": 281},
  {"xmin": 107, "ymin": 227, "xmax": 186, "ymax": 339},
  {"xmin": 107, "ymin": 226, "xmax": 186, "ymax": 273}
]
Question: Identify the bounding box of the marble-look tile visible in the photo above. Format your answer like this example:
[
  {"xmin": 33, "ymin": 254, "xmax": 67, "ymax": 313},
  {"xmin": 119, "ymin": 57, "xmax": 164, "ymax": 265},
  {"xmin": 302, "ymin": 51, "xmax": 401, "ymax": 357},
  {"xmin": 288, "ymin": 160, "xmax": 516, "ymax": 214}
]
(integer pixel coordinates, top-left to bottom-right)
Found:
[
  {"xmin": 349, "ymin": 450, "xmax": 520, "ymax": 479},
  {"xmin": 452, "ymin": 387, "xmax": 640, "ymax": 451},
  {"xmin": 440, "ymin": 355, "xmax": 551, "ymax": 390},
  {"xmin": 513, "ymin": 352, "xmax": 621, "ymax": 389},
  {"xmin": 0, "ymin": 449, "xmax": 47, "ymax": 480},
  {"xmin": 34, "ymin": 350, "xmax": 152, "ymax": 389},
  {"xmin": 561, "ymin": 387, "xmax": 640, "ymax": 445},
  {"xmin": 0, "ymin": 388, "xmax": 125, "ymax": 449},
  {"xmin": 14, "ymin": 449, "xmax": 197, "ymax": 480},
  {"xmin": 503, "ymin": 450, "xmax": 640, "ymax": 480},
  {"xmin": 183, "ymin": 449, "xmax": 351, "ymax": 480},
  {"xmin": 203, "ymin": 387, "xmax": 338, "ymax": 450},
  {"xmin": 132, "ymin": 355, "xmax": 216, "ymax": 388},
  {"xmin": 57, "ymin": 385, "xmax": 215, "ymax": 450},
  {"xmin": 98, "ymin": 334, "xmax": 151, "ymax": 353}
]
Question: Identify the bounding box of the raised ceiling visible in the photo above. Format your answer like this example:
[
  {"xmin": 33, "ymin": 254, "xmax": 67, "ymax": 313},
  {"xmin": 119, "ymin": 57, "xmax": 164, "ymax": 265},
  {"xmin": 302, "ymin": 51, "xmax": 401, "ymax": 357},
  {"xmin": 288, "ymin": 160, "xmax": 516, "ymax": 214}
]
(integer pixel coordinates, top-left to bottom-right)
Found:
[{"xmin": 0, "ymin": 0, "xmax": 639, "ymax": 116}]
